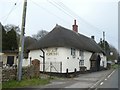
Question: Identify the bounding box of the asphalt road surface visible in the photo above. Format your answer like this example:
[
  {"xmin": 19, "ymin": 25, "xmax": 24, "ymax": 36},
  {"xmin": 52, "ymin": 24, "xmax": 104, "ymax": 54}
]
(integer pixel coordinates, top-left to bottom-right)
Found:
[
  {"xmin": 5, "ymin": 69, "xmax": 117, "ymax": 90},
  {"xmin": 95, "ymin": 68, "xmax": 119, "ymax": 90},
  {"xmin": 24, "ymin": 69, "xmax": 115, "ymax": 90}
]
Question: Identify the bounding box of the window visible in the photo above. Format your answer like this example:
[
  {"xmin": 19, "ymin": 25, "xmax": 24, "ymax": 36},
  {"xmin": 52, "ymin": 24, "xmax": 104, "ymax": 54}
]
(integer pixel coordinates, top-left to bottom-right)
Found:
[
  {"xmin": 71, "ymin": 48, "xmax": 76, "ymax": 56},
  {"xmin": 79, "ymin": 50, "xmax": 84, "ymax": 56},
  {"xmin": 79, "ymin": 50, "xmax": 84, "ymax": 59},
  {"xmin": 79, "ymin": 60, "xmax": 84, "ymax": 66}
]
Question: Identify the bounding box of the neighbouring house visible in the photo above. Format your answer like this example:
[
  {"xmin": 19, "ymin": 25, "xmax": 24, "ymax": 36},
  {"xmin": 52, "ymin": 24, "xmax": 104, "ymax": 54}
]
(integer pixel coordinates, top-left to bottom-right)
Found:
[
  {"xmin": 28, "ymin": 20, "xmax": 107, "ymax": 73},
  {"xmin": 1, "ymin": 50, "xmax": 30, "ymax": 67},
  {"xmin": 2, "ymin": 50, "xmax": 18, "ymax": 67},
  {"xmin": 0, "ymin": 22, "xmax": 29, "ymax": 68}
]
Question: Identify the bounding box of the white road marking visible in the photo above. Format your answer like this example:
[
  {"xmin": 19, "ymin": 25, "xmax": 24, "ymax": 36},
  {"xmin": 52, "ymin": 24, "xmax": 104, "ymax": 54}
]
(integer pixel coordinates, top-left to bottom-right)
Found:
[
  {"xmin": 89, "ymin": 70, "xmax": 116, "ymax": 89},
  {"xmin": 107, "ymin": 70, "xmax": 115, "ymax": 78},
  {"xmin": 105, "ymin": 78, "xmax": 107, "ymax": 81},
  {"xmin": 107, "ymin": 75, "xmax": 111, "ymax": 78},
  {"xmin": 89, "ymin": 77, "xmax": 103, "ymax": 89},
  {"xmin": 100, "ymin": 82, "xmax": 104, "ymax": 85}
]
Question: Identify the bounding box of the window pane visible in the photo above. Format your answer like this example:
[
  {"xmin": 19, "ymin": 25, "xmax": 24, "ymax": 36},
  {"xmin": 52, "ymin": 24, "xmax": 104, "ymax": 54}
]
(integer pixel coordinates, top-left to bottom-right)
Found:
[{"xmin": 80, "ymin": 60, "xmax": 84, "ymax": 65}]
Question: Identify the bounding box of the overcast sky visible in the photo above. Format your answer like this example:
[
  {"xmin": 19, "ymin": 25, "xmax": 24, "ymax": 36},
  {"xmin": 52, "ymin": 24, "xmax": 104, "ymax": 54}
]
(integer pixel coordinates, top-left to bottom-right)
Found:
[{"xmin": 0, "ymin": 0, "xmax": 119, "ymax": 50}]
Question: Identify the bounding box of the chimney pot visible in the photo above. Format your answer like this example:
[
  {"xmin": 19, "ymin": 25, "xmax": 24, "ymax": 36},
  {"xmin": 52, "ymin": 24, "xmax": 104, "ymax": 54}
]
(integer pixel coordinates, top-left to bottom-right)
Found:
[
  {"xmin": 91, "ymin": 36, "xmax": 95, "ymax": 40},
  {"xmin": 72, "ymin": 19, "xmax": 78, "ymax": 32},
  {"xmin": 74, "ymin": 20, "xmax": 76, "ymax": 25}
]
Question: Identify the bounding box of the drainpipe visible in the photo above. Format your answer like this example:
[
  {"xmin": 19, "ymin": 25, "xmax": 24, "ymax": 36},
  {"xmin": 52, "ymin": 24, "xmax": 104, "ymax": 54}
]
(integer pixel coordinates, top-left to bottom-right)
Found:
[{"xmin": 40, "ymin": 48, "xmax": 45, "ymax": 73}]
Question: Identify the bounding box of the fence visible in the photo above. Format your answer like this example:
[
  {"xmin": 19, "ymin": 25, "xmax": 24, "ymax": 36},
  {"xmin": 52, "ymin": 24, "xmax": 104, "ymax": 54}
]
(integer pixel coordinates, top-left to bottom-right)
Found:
[{"xmin": 40, "ymin": 62, "xmax": 62, "ymax": 73}]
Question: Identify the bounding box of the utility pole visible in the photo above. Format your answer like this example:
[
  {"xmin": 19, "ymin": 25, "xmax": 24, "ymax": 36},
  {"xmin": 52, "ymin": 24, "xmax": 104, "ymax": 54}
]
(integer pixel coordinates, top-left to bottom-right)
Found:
[
  {"xmin": 18, "ymin": 0, "xmax": 27, "ymax": 81},
  {"xmin": 103, "ymin": 31, "xmax": 106, "ymax": 53}
]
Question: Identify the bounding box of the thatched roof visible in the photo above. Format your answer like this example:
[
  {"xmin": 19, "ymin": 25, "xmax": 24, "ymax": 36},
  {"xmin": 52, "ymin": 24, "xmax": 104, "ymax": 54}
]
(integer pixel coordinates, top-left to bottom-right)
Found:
[
  {"xmin": 2, "ymin": 50, "xmax": 18, "ymax": 54},
  {"xmin": 29, "ymin": 25, "xmax": 103, "ymax": 53},
  {"xmin": 90, "ymin": 53, "xmax": 98, "ymax": 61}
]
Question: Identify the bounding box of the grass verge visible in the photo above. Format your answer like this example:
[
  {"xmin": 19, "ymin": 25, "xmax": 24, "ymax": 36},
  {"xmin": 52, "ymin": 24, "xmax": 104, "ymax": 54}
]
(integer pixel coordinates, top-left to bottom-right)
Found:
[
  {"xmin": 2, "ymin": 77, "xmax": 50, "ymax": 88},
  {"xmin": 111, "ymin": 64, "xmax": 119, "ymax": 69}
]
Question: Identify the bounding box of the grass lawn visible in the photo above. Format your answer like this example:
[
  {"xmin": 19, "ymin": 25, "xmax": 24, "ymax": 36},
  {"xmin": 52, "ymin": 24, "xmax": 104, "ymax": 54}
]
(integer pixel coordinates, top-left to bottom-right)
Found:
[{"xmin": 2, "ymin": 78, "xmax": 50, "ymax": 88}]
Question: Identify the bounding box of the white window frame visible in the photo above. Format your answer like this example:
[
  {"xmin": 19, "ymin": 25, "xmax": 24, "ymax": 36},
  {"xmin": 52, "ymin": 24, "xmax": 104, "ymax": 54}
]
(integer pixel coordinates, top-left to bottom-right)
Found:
[{"xmin": 79, "ymin": 60, "xmax": 84, "ymax": 66}]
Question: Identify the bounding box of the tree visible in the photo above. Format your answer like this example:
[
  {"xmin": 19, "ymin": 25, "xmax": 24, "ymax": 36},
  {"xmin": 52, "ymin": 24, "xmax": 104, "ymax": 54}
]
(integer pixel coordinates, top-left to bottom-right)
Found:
[
  {"xmin": 98, "ymin": 38, "xmax": 110, "ymax": 55},
  {"xmin": 98, "ymin": 38, "xmax": 118, "ymax": 61},
  {"xmin": 6, "ymin": 29, "xmax": 18, "ymax": 50},
  {"xmin": 108, "ymin": 45, "xmax": 118, "ymax": 60},
  {"xmin": 4, "ymin": 24, "xmax": 20, "ymax": 34},
  {"xmin": 2, "ymin": 25, "xmax": 7, "ymax": 51},
  {"xmin": 2, "ymin": 24, "xmax": 19, "ymax": 51},
  {"xmin": 4, "ymin": 24, "xmax": 20, "ymax": 44},
  {"xmin": 32, "ymin": 30, "xmax": 48, "ymax": 40}
]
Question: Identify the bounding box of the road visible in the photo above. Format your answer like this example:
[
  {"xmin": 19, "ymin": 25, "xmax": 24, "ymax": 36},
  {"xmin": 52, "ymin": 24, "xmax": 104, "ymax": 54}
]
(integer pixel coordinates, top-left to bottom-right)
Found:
[
  {"xmin": 8, "ymin": 69, "xmax": 118, "ymax": 90},
  {"xmin": 26, "ymin": 69, "xmax": 115, "ymax": 89},
  {"xmin": 95, "ymin": 68, "xmax": 119, "ymax": 90}
]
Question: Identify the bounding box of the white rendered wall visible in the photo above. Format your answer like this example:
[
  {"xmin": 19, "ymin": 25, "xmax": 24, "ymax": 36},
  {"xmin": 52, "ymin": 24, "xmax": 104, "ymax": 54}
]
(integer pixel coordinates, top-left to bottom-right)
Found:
[
  {"xmin": 84, "ymin": 51, "xmax": 92, "ymax": 70},
  {"xmin": 62, "ymin": 47, "xmax": 79, "ymax": 73},
  {"xmin": 22, "ymin": 59, "xmax": 30, "ymax": 67},
  {"xmin": 29, "ymin": 47, "xmax": 100, "ymax": 73},
  {"xmin": 2, "ymin": 53, "xmax": 17, "ymax": 65},
  {"xmin": 29, "ymin": 47, "xmax": 80, "ymax": 73},
  {"xmin": 29, "ymin": 48, "xmax": 66, "ymax": 72},
  {"xmin": 99, "ymin": 53, "xmax": 107, "ymax": 68}
]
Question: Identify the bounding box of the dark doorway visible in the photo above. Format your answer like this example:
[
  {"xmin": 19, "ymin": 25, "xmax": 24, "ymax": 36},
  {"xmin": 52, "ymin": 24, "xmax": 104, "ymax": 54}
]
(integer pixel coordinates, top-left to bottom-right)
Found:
[
  {"xmin": 7, "ymin": 56, "xmax": 14, "ymax": 66},
  {"xmin": 96, "ymin": 55, "xmax": 101, "ymax": 71},
  {"xmin": 90, "ymin": 53, "xmax": 101, "ymax": 72}
]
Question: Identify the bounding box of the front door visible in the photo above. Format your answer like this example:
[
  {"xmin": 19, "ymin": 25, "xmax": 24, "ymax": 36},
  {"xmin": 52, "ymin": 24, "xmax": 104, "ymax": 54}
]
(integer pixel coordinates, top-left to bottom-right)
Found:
[
  {"xmin": 7, "ymin": 56, "xmax": 14, "ymax": 66},
  {"xmin": 90, "ymin": 60, "xmax": 97, "ymax": 71},
  {"xmin": 90, "ymin": 55, "xmax": 101, "ymax": 72},
  {"xmin": 96, "ymin": 55, "xmax": 101, "ymax": 71}
]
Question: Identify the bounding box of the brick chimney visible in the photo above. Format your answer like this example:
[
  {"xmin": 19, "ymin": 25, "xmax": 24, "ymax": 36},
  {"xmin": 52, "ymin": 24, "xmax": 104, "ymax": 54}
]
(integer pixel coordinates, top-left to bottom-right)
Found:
[{"xmin": 72, "ymin": 20, "xmax": 78, "ymax": 32}]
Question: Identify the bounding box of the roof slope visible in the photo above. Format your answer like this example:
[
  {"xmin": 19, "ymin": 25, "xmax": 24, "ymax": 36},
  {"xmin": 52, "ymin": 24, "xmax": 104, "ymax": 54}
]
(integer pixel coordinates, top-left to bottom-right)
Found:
[{"xmin": 29, "ymin": 25, "xmax": 103, "ymax": 53}]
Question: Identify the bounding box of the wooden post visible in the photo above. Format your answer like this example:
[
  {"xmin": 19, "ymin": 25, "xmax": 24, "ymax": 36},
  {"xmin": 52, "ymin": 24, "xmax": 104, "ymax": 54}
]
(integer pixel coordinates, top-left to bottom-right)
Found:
[
  {"xmin": 50, "ymin": 62, "xmax": 52, "ymax": 77},
  {"xmin": 60, "ymin": 62, "xmax": 62, "ymax": 73},
  {"xmin": 18, "ymin": 0, "xmax": 27, "ymax": 81},
  {"xmin": 74, "ymin": 68, "xmax": 77, "ymax": 77},
  {"xmin": 66, "ymin": 68, "xmax": 68, "ymax": 78},
  {"xmin": 50, "ymin": 62, "xmax": 52, "ymax": 73},
  {"xmin": 30, "ymin": 57, "xmax": 32, "ymax": 66}
]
